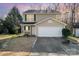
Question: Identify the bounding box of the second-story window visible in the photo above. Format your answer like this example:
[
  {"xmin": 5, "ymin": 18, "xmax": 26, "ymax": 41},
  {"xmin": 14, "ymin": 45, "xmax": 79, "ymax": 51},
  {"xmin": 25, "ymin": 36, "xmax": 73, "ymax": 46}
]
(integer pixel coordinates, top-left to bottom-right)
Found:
[{"xmin": 27, "ymin": 14, "xmax": 34, "ymax": 22}]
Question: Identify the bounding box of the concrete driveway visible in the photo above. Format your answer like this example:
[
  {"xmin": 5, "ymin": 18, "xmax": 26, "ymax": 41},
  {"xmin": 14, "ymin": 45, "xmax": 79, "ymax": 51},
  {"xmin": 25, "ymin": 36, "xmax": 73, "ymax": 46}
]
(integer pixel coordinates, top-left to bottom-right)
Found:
[
  {"xmin": 30, "ymin": 37, "xmax": 79, "ymax": 56},
  {"xmin": 31, "ymin": 37, "xmax": 66, "ymax": 56}
]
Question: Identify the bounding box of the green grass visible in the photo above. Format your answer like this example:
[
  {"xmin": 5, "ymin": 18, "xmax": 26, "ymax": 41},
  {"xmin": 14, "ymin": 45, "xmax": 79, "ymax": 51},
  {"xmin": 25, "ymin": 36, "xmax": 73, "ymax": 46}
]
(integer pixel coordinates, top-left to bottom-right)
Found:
[
  {"xmin": 68, "ymin": 36, "xmax": 79, "ymax": 43},
  {"xmin": 0, "ymin": 33, "xmax": 23, "ymax": 40}
]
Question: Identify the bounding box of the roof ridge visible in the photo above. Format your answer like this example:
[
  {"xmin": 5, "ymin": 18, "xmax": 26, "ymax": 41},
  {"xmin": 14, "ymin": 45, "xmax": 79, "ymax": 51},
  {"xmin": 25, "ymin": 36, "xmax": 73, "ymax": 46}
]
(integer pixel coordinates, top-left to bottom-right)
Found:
[{"xmin": 23, "ymin": 10, "xmax": 61, "ymax": 14}]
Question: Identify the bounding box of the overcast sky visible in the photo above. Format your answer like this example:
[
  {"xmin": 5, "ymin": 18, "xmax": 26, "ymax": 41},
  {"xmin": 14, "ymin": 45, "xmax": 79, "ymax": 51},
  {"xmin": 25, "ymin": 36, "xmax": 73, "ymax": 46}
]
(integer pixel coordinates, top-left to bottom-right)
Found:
[
  {"xmin": 0, "ymin": 3, "xmax": 51, "ymax": 18},
  {"xmin": 0, "ymin": 3, "xmax": 78, "ymax": 19}
]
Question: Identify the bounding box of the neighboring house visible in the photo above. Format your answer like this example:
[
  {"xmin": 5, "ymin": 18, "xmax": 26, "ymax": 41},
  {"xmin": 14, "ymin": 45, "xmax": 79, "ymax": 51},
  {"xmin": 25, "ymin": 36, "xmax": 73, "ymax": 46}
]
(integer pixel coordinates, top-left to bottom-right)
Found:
[
  {"xmin": 73, "ymin": 23, "xmax": 79, "ymax": 37},
  {"xmin": 20, "ymin": 10, "xmax": 67, "ymax": 37}
]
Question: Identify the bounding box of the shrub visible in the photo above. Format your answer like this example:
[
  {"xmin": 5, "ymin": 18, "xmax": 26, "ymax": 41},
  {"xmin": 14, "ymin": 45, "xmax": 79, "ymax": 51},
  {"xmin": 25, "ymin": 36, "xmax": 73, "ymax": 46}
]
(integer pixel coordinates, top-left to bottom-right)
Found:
[
  {"xmin": 62, "ymin": 28, "xmax": 71, "ymax": 38},
  {"xmin": 7, "ymin": 26, "xmax": 19, "ymax": 34}
]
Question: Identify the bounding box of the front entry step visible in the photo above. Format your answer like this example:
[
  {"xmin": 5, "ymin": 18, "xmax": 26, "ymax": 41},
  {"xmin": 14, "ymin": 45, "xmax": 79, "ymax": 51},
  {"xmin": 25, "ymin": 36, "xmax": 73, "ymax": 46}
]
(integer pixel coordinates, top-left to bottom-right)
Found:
[{"xmin": 24, "ymin": 34, "xmax": 36, "ymax": 37}]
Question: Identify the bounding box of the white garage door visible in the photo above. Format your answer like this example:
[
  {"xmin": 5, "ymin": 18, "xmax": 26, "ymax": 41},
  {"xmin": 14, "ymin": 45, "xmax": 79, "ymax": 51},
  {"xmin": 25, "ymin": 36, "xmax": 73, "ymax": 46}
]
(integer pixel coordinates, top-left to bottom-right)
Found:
[{"xmin": 37, "ymin": 27, "xmax": 64, "ymax": 37}]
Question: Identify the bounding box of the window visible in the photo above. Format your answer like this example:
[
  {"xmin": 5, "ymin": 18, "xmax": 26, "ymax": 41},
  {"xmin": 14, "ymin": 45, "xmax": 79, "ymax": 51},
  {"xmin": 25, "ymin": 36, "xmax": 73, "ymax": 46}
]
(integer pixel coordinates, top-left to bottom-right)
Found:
[{"xmin": 27, "ymin": 14, "xmax": 34, "ymax": 22}]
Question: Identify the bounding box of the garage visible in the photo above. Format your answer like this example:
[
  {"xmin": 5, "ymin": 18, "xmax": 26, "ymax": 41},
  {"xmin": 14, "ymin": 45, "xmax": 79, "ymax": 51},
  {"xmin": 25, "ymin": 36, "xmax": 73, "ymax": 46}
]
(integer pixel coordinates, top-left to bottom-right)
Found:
[
  {"xmin": 37, "ymin": 27, "xmax": 64, "ymax": 37},
  {"xmin": 35, "ymin": 16, "xmax": 67, "ymax": 37}
]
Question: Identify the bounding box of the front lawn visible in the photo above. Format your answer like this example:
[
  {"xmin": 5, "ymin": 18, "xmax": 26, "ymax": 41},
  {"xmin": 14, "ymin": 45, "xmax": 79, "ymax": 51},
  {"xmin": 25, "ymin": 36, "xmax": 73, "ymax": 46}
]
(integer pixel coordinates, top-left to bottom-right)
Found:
[
  {"xmin": 68, "ymin": 36, "xmax": 79, "ymax": 43},
  {"xmin": 0, "ymin": 33, "xmax": 24, "ymax": 40},
  {"xmin": 0, "ymin": 34, "xmax": 17, "ymax": 40},
  {"xmin": 0, "ymin": 33, "xmax": 24, "ymax": 50}
]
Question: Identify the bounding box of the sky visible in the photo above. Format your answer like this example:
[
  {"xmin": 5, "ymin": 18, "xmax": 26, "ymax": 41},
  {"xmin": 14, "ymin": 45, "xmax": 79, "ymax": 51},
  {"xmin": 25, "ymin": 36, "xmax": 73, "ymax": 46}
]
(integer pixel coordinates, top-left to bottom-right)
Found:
[
  {"xmin": 0, "ymin": 3, "xmax": 51, "ymax": 19},
  {"xmin": 0, "ymin": 3, "xmax": 78, "ymax": 19}
]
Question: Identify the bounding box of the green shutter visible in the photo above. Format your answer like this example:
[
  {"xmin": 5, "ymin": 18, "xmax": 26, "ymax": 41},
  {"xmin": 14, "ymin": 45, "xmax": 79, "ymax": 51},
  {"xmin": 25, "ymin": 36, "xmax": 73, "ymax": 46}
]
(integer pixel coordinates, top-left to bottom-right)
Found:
[
  {"xmin": 25, "ymin": 14, "xmax": 27, "ymax": 21},
  {"xmin": 34, "ymin": 14, "xmax": 36, "ymax": 21},
  {"xmin": 24, "ymin": 26, "xmax": 26, "ymax": 30}
]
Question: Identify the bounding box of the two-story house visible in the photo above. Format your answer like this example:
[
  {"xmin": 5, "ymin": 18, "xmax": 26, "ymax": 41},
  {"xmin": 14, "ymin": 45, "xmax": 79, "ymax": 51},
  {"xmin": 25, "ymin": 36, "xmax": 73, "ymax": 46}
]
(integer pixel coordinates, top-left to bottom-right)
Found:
[{"xmin": 20, "ymin": 10, "xmax": 67, "ymax": 37}]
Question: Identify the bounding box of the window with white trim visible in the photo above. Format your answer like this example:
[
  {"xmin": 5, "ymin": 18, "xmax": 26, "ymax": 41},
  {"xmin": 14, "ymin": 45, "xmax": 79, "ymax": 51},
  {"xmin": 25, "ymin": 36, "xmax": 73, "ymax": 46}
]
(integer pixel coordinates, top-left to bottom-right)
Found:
[{"xmin": 27, "ymin": 14, "xmax": 34, "ymax": 22}]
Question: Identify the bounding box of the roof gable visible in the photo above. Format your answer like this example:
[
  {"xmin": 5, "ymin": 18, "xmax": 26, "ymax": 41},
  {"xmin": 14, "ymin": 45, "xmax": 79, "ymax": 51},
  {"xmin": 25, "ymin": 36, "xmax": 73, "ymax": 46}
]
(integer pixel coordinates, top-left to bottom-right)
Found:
[{"xmin": 36, "ymin": 17, "xmax": 67, "ymax": 26}]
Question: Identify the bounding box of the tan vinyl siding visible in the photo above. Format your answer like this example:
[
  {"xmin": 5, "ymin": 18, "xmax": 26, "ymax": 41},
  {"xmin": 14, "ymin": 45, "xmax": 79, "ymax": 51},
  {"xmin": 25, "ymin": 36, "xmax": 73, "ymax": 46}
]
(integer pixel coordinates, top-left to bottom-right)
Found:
[
  {"xmin": 38, "ymin": 19, "xmax": 65, "ymax": 27},
  {"xmin": 23, "ymin": 14, "xmax": 60, "ymax": 22},
  {"xmin": 32, "ymin": 26, "xmax": 36, "ymax": 35},
  {"xmin": 36, "ymin": 14, "xmax": 58, "ymax": 22}
]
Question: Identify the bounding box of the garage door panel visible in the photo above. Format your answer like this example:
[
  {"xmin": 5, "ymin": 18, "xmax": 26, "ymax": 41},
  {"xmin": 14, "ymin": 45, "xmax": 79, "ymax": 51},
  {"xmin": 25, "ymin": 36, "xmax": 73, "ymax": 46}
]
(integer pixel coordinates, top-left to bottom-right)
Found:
[{"xmin": 38, "ymin": 27, "xmax": 63, "ymax": 37}]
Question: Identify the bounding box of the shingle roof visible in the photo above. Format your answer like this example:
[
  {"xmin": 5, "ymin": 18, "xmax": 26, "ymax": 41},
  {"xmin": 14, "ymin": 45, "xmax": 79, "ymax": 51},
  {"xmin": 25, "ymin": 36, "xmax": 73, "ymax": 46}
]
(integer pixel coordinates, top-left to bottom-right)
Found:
[{"xmin": 23, "ymin": 10, "xmax": 61, "ymax": 14}]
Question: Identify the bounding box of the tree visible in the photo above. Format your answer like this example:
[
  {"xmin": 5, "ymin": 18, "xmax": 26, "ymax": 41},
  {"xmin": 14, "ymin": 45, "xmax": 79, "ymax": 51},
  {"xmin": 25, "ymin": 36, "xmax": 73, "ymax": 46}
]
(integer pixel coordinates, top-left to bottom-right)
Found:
[
  {"xmin": 46, "ymin": 3, "xmax": 59, "ymax": 11},
  {"xmin": 0, "ymin": 19, "xmax": 4, "ymax": 34},
  {"xmin": 68, "ymin": 3, "xmax": 76, "ymax": 35},
  {"xmin": 4, "ymin": 6, "xmax": 23, "ymax": 34},
  {"xmin": 53, "ymin": 3, "xmax": 59, "ymax": 11}
]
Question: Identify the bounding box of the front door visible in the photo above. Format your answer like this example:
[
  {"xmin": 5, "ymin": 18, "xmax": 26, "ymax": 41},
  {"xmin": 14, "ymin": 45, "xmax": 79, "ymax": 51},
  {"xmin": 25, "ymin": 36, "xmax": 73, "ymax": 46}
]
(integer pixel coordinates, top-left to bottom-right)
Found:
[
  {"xmin": 24, "ymin": 25, "xmax": 36, "ymax": 36},
  {"xmin": 24, "ymin": 26, "xmax": 31, "ymax": 35}
]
